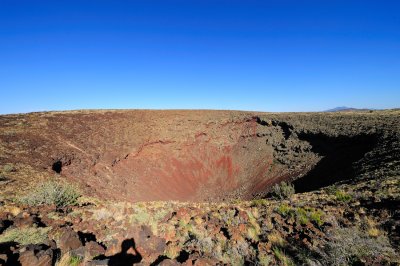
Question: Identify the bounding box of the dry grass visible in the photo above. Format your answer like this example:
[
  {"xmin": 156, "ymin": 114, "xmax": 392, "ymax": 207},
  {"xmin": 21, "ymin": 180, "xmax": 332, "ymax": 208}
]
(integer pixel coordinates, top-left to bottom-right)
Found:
[
  {"xmin": 267, "ymin": 231, "xmax": 285, "ymax": 247},
  {"xmin": 322, "ymin": 226, "xmax": 397, "ymax": 265},
  {"xmin": 0, "ymin": 205, "xmax": 22, "ymax": 216},
  {"xmin": 0, "ymin": 226, "xmax": 51, "ymax": 245},
  {"xmin": 56, "ymin": 252, "xmax": 83, "ymax": 266}
]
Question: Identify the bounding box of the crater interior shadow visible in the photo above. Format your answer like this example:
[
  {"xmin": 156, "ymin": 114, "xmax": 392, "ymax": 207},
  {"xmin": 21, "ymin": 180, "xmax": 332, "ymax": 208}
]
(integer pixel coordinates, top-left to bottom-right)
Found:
[{"xmin": 293, "ymin": 133, "xmax": 378, "ymax": 193}]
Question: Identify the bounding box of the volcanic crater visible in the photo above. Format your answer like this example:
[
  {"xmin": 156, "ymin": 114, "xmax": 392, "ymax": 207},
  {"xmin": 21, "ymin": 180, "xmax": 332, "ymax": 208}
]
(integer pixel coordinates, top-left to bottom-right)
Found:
[{"xmin": 0, "ymin": 110, "xmax": 399, "ymax": 202}]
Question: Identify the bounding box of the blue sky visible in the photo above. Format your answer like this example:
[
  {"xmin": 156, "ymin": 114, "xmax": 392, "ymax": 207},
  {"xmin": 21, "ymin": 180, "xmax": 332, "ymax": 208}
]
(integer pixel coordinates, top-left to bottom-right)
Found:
[{"xmin": 0, "ymin": 0, "xmax": 399, "ymax": 114}]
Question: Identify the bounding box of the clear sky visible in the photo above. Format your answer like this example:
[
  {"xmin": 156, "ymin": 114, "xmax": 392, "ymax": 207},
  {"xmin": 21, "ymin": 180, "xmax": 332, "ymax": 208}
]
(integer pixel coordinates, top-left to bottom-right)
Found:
[{"xmin": 0, "ymin": 0, "xmax": 399, "ymax": 114}]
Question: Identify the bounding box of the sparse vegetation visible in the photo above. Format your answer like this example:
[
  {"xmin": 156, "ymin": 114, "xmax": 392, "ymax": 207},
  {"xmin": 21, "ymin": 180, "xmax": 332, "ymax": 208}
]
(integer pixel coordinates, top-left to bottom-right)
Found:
[
  {"xmin": 247, "ymin": 226, "xmax": 259, "ymax": 241},
  {"xmin": 250, "ymin": 198, "xmax": 268, "ymax": 207},
  {"xmin": 334, "ymin": 190, "xmax": 352, "ymax": 202},
  {"xmin": 258, "ymin": 253, "xmax": 273, "ymax": 266},
  {"xmin": 309, "ymin": 209, "xmax": 324, "ymax": 226},
  {"xmin": 324, "ymin": 185, "xmax": 337, "ymax": 195},
  {"xmin": 267, "ymin": 231, "xmax": 285, "ymax": 247},
  {"xmin": 56, "ymin": 252, "xmax": 83, "ymax": 266},
  {"xmin": 295, "ymin": 208, "xmax": 309, "ymax": 225},
  {"xmin": 0, "ymin": 226, "xmax": 51, "ymax": 244},
  {"xmin": 276, "ymin": 203, "xmax": 291, "ymax": 216},
  {"xmin": 276, "ymin": 205, "xmax": 325, "ymax": 227},
  {"xmin": 19, "ymin": 180, "xmax": 81, "ymax": 208},
  {"xmin": 367, "ymin": 227, "xmax": 380, "ymax": 237},
  {"xmin": 273, "ymin": 247, "xmax": 294, "ymax": 266},
  {"xmin": 271, "ymin": 181, "xmax": 295, "ymax": 200},
  {"xmin": 321, "ymin": 226, "xmax": 397, "ymax": 266}
]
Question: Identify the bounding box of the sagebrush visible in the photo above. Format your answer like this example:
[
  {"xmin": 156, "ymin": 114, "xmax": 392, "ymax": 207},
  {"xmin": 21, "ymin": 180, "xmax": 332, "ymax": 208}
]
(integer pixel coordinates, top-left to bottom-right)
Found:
[
  {"xmin": 271, "ymin": 181, "xmax": 295, "ymax": 200},
  {"xmin": 19, "ymin": 180, "xmax": 81, "ymax": 208}
]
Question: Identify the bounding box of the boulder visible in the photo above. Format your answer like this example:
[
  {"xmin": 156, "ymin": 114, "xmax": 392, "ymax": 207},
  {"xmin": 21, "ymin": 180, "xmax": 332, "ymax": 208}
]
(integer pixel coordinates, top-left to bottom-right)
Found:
[
  {"xmin": 104, "ymin": 225, "xmax": 165, "ymax": 262},
  {"xmin": 18, "ymin": 244, "xmax": 54, "ymax": 266},
  {"xmin": 0, "ymin": 253, "xmax": 7, "ymax": 265},
  {"xmin": 13, "ymin": 212, "xmax": 44, "ymax": 229},
  {"xmin": 85, "ymin": 241, "xmax": 106, "ymax": 257},
  {"xmin": 71, "ymin": 241, "xmax": 106, "ymax": 259},
  {"xmin": 159, "ymin": 258, "xmax": 181, "ymax": 265},
  {"xmin": 59, "ymin": 227, "xmax": 82, "ymax": 253},
  {"xmin": 135, "ymin": 225, "xmax": 166, "ymax": 261}
]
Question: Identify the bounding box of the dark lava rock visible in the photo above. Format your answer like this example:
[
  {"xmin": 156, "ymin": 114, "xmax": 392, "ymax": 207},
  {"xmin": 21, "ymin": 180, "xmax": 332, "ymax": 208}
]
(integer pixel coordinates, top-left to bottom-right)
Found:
[
  {"xmin": 18, "ymin": 244, "xmax": 54, "ymax": 266},
  {"xmin": 59, "ymin": 227, "xmax": 83, "ymax": 253},
  {"xmin": 158, "ymin": 259, "xmax": 181, "ymax": 266},
  {"xmin": 13, "ymin": 213, "xmax": 43, "ymax": 228},
  {"xmin": 71, "ymin": 241, "xmax": 106, "ymax": 259}
]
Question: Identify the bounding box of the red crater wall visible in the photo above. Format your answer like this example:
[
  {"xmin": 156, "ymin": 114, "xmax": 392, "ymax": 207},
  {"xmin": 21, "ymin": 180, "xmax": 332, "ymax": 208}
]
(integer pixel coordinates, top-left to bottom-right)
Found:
[{"xmin": 2, "ymin": 109, "xmax": 393, "ymax": 202}]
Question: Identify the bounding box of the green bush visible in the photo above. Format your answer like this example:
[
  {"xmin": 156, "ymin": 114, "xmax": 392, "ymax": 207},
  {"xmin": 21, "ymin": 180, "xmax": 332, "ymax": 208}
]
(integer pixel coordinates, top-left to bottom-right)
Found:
[
  {"xmin": 276, "ymin": 204, "xmax": 292, "ymax": 216},
  {"xmin": 68, "ymin": 255, "xmax": 83, "ymax": 266},
  {"xmin": 250, "ymin": 198, "xmax": 268, "ymax": 207},
  {"xmin": 56, "ymin": 252, "xmax": 83, "ymax": 266},
  {"xmin": 309, "ymin": 209, "xmax": 324, "ymax": 227},
  {"xmin": 335, "ymin": 190, "xmax": 352, "ymax": 202},
  {"xmin": 19, "ymin": 180, "xmax": 81, "ymax": 208},
  {"xmin": 295, "ymin": 208, "xmax": 309, "ymax": 225},
  {"xmin": 271, "ymin": 181, "xmax": 295, "ymax": 200}
]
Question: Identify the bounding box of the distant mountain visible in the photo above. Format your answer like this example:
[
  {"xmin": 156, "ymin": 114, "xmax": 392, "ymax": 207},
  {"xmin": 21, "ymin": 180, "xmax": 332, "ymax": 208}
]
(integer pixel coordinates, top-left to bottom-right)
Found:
[{"xmin": 325, "ymin": 106, "xmax": 374, "ymax": 112}]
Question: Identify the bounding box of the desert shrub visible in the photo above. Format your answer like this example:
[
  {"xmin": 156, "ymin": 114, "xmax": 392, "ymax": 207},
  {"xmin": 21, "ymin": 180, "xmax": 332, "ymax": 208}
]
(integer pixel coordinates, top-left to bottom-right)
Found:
[
  {"xmin": 56, "ymin": 252, "xmax": 83, "ymax": 266},
  {"xmin": 247, "ymin": 226, "xmax": 259, "ymax": 242},
  {"xmin": 277, "ymin": 205, "xmax": 325, "ymax": 227},
  {"xmin": 273, "ymin": 247, "xmax": 294, "ymax": 266},
  {"xmin": 309, "ymin": 209, "xmax": 324, "ymax": 227},
  {"xmin": 334, "ymin": 190, "xmax": 352, "ymax": 202},
  {"xmin": 271, "ymin": 181, "xmax": 295, "ymax": 200},
  {"xmin": 0, "ymin": 227, "xmax": 51, "ymax": 244},
  {"xmin": 321, "ymin": 227, "xmax": 397, "ymax": 265},
  {"xmin": 19, "ymin": 180, "xmax": 80, "ymax": 208},
  {"xmin": 276, "ymin": 204, "xmax": 292, "ymax": 216},
  {"xmin": 258, "ymin": 253, "xmax": 273, "ymax": 266},
  {"xmin": 267, "ymin": 231, "xmax": 285, "ymax": 247},
  {"xmin": 295, "ymin": 208, "xmax": 309, "ymax": 225},
  {"xmin": 295, "ymin": 207, "xmax": 325, "ymax": 227},
  {"xmin": 251, "ymin": 198, "xmax": 268, "ymax": 207},
  {"xmin": 325, "ymin": 185, "xmax": 337, "ymax": 195}
]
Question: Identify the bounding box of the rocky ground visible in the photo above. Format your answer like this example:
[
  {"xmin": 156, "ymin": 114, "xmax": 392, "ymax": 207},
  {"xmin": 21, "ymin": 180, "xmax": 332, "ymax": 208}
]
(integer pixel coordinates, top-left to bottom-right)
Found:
[
  {"xmin": 0, "ymin": 175, "xmax": 399, "ymax": 265},
  {"xmin": 0, "ymin": 109, "xmax": 399, "ymax": 265}
]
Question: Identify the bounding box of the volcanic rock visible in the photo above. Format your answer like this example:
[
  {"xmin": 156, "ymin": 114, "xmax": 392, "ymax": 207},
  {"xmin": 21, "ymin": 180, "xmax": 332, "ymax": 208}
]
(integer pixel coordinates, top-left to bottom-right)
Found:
[
  {"xmin": 58, "ymin": 227, "xmax": 82, "ymax": 253},
  {"xmin": 18, "ymin": 244, "xmax": 54, "ymax": 266}
]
